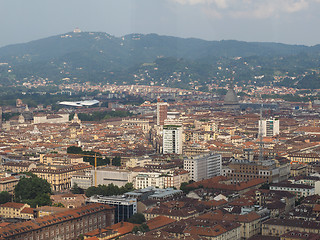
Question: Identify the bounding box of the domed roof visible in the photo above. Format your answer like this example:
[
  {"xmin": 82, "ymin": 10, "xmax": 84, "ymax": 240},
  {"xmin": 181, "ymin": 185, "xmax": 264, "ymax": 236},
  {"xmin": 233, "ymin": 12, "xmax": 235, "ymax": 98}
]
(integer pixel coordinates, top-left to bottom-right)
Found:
[{"xmin": 224, "ymin": 88, "xmax": 238, "ymax": 104}]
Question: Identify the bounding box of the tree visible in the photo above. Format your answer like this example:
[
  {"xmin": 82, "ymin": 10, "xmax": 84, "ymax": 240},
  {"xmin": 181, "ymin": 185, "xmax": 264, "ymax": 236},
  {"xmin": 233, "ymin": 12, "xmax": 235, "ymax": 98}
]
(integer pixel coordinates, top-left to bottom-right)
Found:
[
  {"xmin": 112, "ymin": 156, "xmax": 121, "ymax": 166},
  {"xmin": 67, "ymin": 146, "xmax": 82, "ymax": 154},
  {"xmin": 71, "ymin": 183, "xmax": 84, "ymax": 194},
  {"xmin": 132, "ymin": 223, "xmax": 149, "ymax": 234},
  {"xmin": 14, "ymin": 174, "xmax": 52, "ymax": 208},
  {"xmin": 85, "ymin": 183, "xmax": 134, "ymax": 197},
  {"xmin": 0, "ymin": 191, "xmax": 12, "ymax": 204},
  {"xmin": 128, "ymin": 213, "xmax": 146, "ymax": 224},
  {"xmin": 53, "ymin": 202, "xmax": 65, "ymax": 208},
  {"xmin": 180, "ymin": 182, "xmax": 194, "ymax": 194}
]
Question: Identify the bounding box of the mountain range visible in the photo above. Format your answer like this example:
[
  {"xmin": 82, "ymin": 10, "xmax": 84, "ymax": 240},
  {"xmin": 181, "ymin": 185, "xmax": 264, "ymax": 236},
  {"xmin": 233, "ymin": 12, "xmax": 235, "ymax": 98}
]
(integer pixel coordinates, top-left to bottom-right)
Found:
[{"xmin": 0, "ymin": 31, "xmax": 320, "ymax": 89}]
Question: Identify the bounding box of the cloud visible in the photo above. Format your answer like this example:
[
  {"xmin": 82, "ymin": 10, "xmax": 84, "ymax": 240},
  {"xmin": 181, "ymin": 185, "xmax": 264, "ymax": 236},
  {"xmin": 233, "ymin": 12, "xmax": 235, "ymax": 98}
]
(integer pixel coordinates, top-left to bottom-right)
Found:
[{"xmin": 172, "ymin": 0, "xmax": 315, "ymax": 19}]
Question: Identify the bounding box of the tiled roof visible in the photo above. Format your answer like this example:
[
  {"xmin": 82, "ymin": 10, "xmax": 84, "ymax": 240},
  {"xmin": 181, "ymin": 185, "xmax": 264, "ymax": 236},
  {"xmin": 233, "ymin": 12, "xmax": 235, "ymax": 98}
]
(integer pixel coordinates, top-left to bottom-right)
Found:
[
  {"xmin": 0, "ymin": 203, "xmax": 114, "ymax": 239},
  {"xmin": 21, "ymin": 207, "xmax": 35, "ymax": 214},
  {"xmin": 199, "ymin": 209, "xmax": 260, "ymax": 223},
  {"xmin": 0, "ymin": 202, "xmax": 26, "ymax": 209},
  {"xmin": 146, "ymin": 215, "xmax": 176, "ymax": 230},
  {"xmin": 263, "ymin": 218, "xmax": 320, "ymax": 229},
  {"xmin": 188, "ymin": 176, "xmax": 266, "ymax": 192}
]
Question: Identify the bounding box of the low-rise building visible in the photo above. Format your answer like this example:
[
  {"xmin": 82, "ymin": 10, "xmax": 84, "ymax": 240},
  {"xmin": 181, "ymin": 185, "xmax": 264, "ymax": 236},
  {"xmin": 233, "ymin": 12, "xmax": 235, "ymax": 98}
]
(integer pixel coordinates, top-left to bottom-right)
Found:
[
  {"xmin": 262, "ymin": 218, "xmax": 320, "ymax": 237},
  {"xmin": 0, "ymin": 203, "xmax": 115, "ymax": 240},
  {"xmin": 86, "ymin": 195, "xmax": 137, "ymax": 223},
  {"xmin": 71, "ymin": 171, "xmax": 93, "ymax": 189},
  {"xmin": 2, "ymin": 161, "xmax": 36, "ymax": 173},
  {"xmin": 225, "ymin": 158, "xmax": 290, "ymax": 183},
  {"xmin": 270, "ymin": 182, "xmax": 315, "ymax": 199},
  {"xmin": 0, "ymin": 176, "xmax": 19, "ymax": 193},
  {"xmin": 92, "ymin": 167, "xmax": 129, "ymax": 187},
  {"xmin": 51, "ymin": 193, "xmax": 86, "ymax": 209},
  {"xmin": 31, "ymin": 163, "xmax": 92, "ymax": 191},
  {"xmin": 199, "ymin": 210, "xmax": 261, "ymax": 239},
  {"xmin": 0, "ymin": 202, "xmax": 32, "ymax": 219}
]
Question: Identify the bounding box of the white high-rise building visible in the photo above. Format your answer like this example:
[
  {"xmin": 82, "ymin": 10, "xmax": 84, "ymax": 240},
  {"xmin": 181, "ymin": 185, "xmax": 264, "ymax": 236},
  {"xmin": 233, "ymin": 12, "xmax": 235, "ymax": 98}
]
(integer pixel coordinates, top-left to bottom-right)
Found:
[
  {"xmin": 259, "ymin": 118, "xmax": 280, "ymax": 137},
  {"xmin": 184, "ymin": 152, "xmax": 222, "ymax": 182},
  {"xmin": 163, "ymin": 123, "xmax": 183, "ymax": 154}
]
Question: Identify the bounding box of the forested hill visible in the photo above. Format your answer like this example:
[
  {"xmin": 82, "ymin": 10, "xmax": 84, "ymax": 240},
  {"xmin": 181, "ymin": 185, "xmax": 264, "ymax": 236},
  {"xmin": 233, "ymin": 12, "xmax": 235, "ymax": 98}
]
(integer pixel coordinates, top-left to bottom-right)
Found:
[
  {"xmin": 0, "ymin": 32, "xmax": 311, "ymax": 63},
  {"xmin": 0, "ymin": 31, "xmax": 320, "ymax": 89}
]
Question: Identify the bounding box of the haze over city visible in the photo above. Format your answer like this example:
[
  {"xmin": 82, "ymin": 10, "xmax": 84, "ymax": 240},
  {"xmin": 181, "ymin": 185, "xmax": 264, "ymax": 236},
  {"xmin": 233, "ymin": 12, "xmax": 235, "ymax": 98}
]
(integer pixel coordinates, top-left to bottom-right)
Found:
[
  {"xmin": 1, "ymin": 1, "xmax": 320, "ymax": 240},
  {"xmin": 1, "ymin": 0, "xmax": 320, "ymax": 47}
]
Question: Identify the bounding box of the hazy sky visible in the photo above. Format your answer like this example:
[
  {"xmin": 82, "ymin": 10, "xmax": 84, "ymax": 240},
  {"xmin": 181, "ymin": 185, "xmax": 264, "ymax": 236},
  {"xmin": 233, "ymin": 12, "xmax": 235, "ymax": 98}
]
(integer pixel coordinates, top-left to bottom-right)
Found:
[{"xmin": 0, "ymin": 0, "xmax": 319, "ymax": 47}]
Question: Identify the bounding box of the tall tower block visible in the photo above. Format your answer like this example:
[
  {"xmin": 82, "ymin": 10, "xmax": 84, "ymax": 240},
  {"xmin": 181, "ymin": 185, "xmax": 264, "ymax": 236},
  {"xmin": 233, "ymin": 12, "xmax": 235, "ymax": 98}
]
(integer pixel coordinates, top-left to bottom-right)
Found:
[{"xmin": 157, "ymin": 97, "xmax": 168, "ymax": 126}]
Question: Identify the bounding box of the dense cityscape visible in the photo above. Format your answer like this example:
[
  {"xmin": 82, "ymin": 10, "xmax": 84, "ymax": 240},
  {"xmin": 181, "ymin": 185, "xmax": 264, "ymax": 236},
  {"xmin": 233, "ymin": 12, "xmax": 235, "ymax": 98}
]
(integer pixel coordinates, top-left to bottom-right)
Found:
[{"xmin": 0, "ymin": 73, "xmax": 319, "ymax": 240}]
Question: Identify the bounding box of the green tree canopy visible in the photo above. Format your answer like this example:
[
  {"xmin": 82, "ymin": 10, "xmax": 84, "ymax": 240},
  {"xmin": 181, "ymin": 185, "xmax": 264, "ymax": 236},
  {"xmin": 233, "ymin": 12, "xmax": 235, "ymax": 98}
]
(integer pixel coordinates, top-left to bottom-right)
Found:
[
  {"xmin": 14, "ymin": 174, "xmax": 52, "ymax": 207},
  {"xmin": 0, "ymin": 191, "xmax": 12, "ymax": 204},
  {"xmin": 128, "ymin": 213, "xmax": 146, "ymax": 224},
  {"xmin": 112, "ymin": 156, "xmax": 121, "ymax": 166},
  {"xmin": 71, "ymin": 183, "xmax": 85, "ymax": 194},
  {"xmin": 85, "ymin": 183, "xmax": 134, "ymax": 197},
  {"xmin": 66, "ymin": 146, "xmax": 110, "ymax": 166},
  {"xmin": 132, "ymin": 223, "xmax": 150, "ymax": 234},
  {"xmin": 67, "ymin": 146, "xmax": 82, "ymax": 154}
]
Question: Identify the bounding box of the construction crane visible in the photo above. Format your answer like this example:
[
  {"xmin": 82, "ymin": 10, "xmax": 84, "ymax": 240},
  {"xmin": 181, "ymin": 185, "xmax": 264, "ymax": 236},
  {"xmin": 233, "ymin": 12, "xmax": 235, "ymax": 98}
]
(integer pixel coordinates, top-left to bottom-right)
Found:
[{"xmin": 69, "ymin": 153, "xmax": 101, "ymax": 187}]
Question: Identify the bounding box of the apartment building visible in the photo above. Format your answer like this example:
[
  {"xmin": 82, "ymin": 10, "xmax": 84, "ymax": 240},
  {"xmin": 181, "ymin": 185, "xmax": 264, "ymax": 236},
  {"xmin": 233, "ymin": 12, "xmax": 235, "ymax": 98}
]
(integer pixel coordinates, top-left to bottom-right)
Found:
[
  {"xmin": 184, "ymin": 152, "xmax": 222, "ymax": 182},
  {"xmin": 0, "ymin": 203, "xmax": 115, "ymax": 240}
]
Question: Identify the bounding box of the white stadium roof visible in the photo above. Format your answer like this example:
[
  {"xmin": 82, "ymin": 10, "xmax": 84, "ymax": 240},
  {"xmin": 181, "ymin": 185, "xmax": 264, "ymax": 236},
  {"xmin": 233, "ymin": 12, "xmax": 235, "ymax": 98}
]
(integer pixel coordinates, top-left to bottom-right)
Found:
[{"xmin": 58, "ymin": 100, "xmax": 100, "ymax": 107}]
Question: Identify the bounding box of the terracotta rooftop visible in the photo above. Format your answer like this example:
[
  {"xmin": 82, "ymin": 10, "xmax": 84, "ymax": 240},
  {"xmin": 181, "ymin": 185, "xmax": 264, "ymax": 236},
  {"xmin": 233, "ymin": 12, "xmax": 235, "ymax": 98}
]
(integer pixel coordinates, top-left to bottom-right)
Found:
[
  {"xmin": 0, "ymin": 203, "xmax": 114, "ymax": 239},
  {"xmin": 188, "ymin": 176, "xmax": 266, "ymax": 192},
  {"xmin": 146, "ymin": 215, "xmax": 176, "ymax": 230},
  {"xmin": 0, "ymin": 202, "xmax": 26, "ymax": 209}
]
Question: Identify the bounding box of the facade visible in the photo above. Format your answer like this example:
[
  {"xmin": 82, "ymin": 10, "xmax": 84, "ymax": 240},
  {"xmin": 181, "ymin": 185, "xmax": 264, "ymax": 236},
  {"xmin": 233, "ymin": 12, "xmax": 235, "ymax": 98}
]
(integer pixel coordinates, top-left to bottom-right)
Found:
[
  {"xmin": 2, "ymin": 161, "xmax": 36, "ymax": 173},
  {"xmin": 164, "ymin": 169, "xmax": 190, "ymax": 189},
  {"xmin": 92, "ymin": 167, "xmax": 129, "ymax": 187},
  {"xmin": 31, "ymin": 163, "xmax": 92, "ymax": 191},
  {"xmin": 39, "ymin": 153, "xmax": 83, "ymax": 165},
  {"xmin": 259, "ymin": 118, "xmax": 280, "ymax": 137},
  {"xmin": 184, "ymin": 152, "xmax": 222, "ymax": 182},
  {"xmin": 270, "ymin": 182, "xmax": 315, "ymax": 199},
  {"xmin": 133, "ymin": 172, "xmax": 164, "ymax": 189},
  {"xmin": 0, "ymin": 176, "xmax": 19, "ymax": 193},
  {"xmin": 162, "ymin": 124, "xmax": 183, "ymax": 154},
  {"xmin": 224, "ymin": 159, "xmax": 290, "ymax": 183},
  {"xmin": 86, "ymin": 195, "xmax": 137, "ymax": 223},
  {"xmin": 51, "ymin": 193, "xmax": 86, "ymax": 209},
  {"xmin": 121, "ymin": 118, "xmax": 151, "ymax": 133},
  {"xmin": 33, "ymin": 113, "xmax": 69, "ymax": 124},
  {"xmin": 262, "ymin": 218, "xmax": 320, "ymax": 237},
  {"xmin": 71, "ymin": 171, "xmax": 93, "ymax": 189},
  {"xmin": 0, "ymin": 203, "xmax": 115, "ymax": 240},
  {"xmin": 0, "ymin": 202, "xmax": 32, "ymax": 219},
  {"xmin": 200, "ymin": 210, "xmax": 261, "ymax": 239},
  {"xmin": 156, "ymin": 101, "xmax": 168, "ymax": 126}
]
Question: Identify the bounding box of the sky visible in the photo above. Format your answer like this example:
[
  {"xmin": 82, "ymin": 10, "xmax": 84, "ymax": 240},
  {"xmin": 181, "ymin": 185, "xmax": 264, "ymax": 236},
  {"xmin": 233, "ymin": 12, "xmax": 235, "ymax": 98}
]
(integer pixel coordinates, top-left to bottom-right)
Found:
[{"xmin": 0, "ymin": 0, "xmax": 319, "ymax": 47}]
